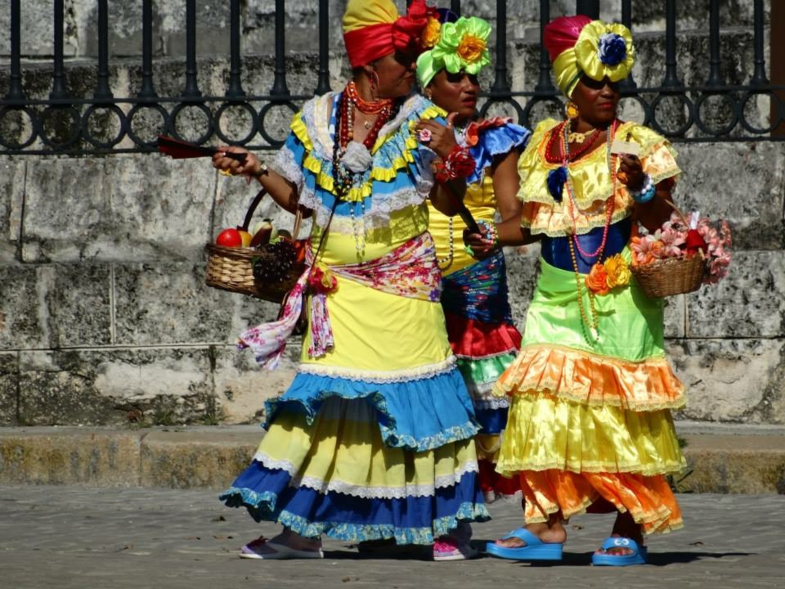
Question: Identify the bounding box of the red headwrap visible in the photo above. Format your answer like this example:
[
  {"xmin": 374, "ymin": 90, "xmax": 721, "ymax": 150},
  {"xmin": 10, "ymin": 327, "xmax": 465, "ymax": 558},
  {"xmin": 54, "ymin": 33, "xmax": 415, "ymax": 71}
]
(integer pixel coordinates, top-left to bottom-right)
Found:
[
  {"xmin": 543, "ymin": 14, "xmax": 592, "ymax": 63},
  {"xmin": 343, "ymin": 0, "xmax": 434, "ymax": 69}
]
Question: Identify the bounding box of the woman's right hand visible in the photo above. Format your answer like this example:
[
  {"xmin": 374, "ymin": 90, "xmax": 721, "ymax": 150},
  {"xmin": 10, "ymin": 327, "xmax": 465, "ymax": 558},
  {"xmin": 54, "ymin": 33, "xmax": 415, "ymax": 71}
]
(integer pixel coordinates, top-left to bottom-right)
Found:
[{"xmin": 212, "ymin": 146, "xmax": 262, "ymax": 179}]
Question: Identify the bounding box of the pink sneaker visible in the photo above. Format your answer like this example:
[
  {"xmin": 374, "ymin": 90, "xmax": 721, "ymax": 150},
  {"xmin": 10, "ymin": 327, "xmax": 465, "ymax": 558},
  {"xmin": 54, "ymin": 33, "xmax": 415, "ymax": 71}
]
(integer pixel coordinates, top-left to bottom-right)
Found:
[{"xmin": 433, "ymin": 536, "xmax": 478, "ymax": 561}]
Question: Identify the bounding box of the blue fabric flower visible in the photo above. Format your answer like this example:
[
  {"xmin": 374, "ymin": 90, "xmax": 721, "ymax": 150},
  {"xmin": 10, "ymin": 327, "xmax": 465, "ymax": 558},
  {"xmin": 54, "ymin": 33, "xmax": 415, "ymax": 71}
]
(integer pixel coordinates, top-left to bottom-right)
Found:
[
  {"xmin": 547, "ymin": 166, "xmax": 568, "ymax": 202},
  {"xmin": 598, "ymin": 33, "xmax": 627, "ymax": 66}
]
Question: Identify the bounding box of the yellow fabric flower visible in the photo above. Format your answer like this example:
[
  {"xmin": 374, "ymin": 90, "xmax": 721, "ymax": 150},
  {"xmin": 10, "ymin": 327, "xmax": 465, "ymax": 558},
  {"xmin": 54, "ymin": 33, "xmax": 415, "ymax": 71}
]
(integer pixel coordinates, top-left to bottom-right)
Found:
[
  {"xmin": 422, "ymin": 17, "xmax": 441, "ymax": 49},
  {"xmin": 604, "ymin": 254, "xmax": 631, "ymax": 289},
  {"xmin": 456, "ymin": 34, "xmax": 487, "ymax": 64}
]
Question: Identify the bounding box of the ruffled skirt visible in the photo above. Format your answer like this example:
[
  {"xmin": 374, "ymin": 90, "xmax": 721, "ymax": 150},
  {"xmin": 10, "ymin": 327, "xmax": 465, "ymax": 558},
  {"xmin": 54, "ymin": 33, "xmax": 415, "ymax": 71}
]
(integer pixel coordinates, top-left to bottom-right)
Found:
[
  {"xmin": 221, "ymin": 274, "xmax": 489, "ymax": 544},
  {"xmin": 494, "ymin": 256, "xmax": 686, "ymax": 535}
]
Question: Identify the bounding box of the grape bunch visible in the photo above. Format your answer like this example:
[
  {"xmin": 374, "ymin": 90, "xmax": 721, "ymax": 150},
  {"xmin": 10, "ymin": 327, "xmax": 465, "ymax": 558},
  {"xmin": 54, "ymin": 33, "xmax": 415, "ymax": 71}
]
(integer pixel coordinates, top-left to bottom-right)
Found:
[{"xmin": 253, "ymin": 239, "xmax": 297, "ymax": 283}]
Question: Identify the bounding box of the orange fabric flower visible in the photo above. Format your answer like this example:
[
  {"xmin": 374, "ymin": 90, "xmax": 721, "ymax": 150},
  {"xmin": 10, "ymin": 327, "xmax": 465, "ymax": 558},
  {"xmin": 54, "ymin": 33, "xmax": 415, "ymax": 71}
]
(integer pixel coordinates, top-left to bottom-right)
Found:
[
  {"xmin": 456, "ymin": 34, "xmax": 487, "ymax": 64},
  {"xmin": 585, "ymin": 263, "xmax": 610, "ymax": 295},
  {"xmin": 421, "ymin": 17, "xmax": 441, "ymax": 49}
]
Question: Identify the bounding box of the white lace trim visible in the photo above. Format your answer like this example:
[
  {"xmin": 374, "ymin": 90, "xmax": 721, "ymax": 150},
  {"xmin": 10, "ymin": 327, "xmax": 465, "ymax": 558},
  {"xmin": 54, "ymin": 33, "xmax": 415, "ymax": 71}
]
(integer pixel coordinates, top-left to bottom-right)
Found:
[
  {"xmin": 290, "ymin": 460, "xmax": 479, "ymax": 499},
  {"xmin": 297, "ymin": 356, "xmax": 457, "ymax": 383},
  {"xmin": 473, "ymin": 397, "xmax": 510, "ymax": 410},
  {"xmin": 253, "ymin": 453, "xmax": 298, "ymax": 477},
  {"xmin": 271, "ymin": 144, "xmax": 305, "ymax": 191},
  {"xmin": 377, "ymin": 94, "xmax": 431, "ymax": 139}
]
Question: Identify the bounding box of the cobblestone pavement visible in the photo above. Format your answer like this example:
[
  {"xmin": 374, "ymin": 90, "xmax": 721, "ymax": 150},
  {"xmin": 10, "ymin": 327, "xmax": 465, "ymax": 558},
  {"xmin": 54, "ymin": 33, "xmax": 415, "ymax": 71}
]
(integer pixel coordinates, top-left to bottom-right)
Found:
[{"xmin": 1, "ymin": 485, "xmax": 783, "ymax": 589}]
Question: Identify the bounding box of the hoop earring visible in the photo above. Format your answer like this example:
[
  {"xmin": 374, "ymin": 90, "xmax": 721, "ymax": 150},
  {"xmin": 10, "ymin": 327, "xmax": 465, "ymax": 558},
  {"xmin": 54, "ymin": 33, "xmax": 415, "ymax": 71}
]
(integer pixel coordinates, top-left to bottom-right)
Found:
[
  {"xmin": 369, "ymin": 70, "xmax": 380, "ymax": 101},
  {"xmin": 565, "ymin": 101, "xmax": 579, "ymax": 121}
]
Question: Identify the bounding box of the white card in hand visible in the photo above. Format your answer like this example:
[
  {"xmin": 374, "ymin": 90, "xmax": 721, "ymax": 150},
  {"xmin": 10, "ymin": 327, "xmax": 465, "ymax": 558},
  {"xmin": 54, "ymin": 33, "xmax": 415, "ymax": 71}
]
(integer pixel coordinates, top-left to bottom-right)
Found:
[{"xmin": 610, "ymin": 139, "xmax": 640, "ymax": 156}]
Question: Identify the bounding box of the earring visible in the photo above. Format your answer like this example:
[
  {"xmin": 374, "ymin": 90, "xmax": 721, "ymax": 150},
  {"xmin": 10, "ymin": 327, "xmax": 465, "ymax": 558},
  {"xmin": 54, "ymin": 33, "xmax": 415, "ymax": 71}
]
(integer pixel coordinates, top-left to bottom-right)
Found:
[
  {"xmin": 565, "ymin": 101, "xmax": 579, "ymax": 121},
  {"xmin": 369, "ymin": 70, "xmax": 380, "ymax": 100}
]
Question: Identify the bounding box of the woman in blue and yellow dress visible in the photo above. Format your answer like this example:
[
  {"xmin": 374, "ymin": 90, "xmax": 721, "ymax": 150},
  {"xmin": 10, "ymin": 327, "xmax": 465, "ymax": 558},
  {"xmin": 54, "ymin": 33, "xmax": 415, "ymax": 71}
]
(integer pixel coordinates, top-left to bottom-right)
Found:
[
  {"xmin": 212, "ymin": 0, "xmax": 487, "ymax": 561},
  {"xmin": 475, "ymin": 16, "xmax": 687, "ymax": 566},
  {"xmin": 415, "ymin": 11, "xmax": 532, "ymax": 504}
]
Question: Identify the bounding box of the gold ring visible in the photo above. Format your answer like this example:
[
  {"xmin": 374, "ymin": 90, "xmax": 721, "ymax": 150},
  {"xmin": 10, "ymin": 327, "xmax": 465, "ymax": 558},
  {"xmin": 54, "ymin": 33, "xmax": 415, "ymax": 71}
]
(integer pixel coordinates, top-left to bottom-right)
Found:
[{"xmin": 220, "ymin": 169, "xmax": 233, "ymax": 177}]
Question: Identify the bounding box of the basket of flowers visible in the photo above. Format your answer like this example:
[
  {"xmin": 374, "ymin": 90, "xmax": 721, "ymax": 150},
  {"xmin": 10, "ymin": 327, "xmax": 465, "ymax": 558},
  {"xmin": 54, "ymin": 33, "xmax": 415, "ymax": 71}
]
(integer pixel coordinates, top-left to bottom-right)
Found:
[
  {"xmin": 204, "ymin": 189, "xmax": 306, "ymax": 303},
  {"xmin": 630, "ymin": 203, "xmax": 732, "ymax": 298}
]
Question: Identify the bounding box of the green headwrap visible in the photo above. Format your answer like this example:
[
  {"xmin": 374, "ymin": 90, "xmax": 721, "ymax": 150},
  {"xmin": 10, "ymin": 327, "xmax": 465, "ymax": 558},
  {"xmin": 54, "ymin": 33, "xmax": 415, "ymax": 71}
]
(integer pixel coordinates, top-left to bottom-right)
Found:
[{"xmin": 416, "ymin": 16, "xmax": 492, "ymax": 88}]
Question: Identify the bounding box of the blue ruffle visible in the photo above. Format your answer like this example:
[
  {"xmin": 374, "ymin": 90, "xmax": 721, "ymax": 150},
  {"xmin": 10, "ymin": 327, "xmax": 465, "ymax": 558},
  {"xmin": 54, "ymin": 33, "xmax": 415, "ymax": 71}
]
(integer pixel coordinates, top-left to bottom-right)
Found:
[
  {"xmin": 467, "ymin": 122, "xmax": 532, "ymax": 185},
  {"xmin": 474, "ymin": 406, "xmax": 509, "ymax": 435},
  {"xmin": 219, "ymin": 461, "xmax": 490, "ymax": 544},
  {"xmin": 264, "ymin": 369, "xmax": 480, "ymax": 452}
]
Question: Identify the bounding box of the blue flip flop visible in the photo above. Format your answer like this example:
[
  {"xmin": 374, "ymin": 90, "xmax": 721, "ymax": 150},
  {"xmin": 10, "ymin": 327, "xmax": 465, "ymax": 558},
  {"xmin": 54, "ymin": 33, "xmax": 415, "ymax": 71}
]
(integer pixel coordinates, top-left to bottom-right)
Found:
[
  {"xmin": 485, "ymin": 528, "xmax": 564, "ymax": 561},
  {"xmin": 591, "ymin": 537, "xmax": 648, "ymax": 566}
]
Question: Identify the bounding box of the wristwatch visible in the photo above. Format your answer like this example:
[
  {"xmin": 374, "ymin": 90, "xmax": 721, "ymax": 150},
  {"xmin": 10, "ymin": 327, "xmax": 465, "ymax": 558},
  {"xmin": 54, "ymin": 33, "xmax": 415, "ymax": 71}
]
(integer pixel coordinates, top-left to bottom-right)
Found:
[{"xmin": 254, "ymin": 162, "xmax": 269, "ymax": 178}]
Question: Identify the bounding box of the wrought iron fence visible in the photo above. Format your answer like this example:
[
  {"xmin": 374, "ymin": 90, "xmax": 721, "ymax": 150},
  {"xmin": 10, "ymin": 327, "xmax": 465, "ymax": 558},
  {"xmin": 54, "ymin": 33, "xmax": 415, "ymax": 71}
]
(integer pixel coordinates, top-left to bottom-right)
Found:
[{"xmin": 0, "ymin": 0, "xmax": 783, "ymax": 156}]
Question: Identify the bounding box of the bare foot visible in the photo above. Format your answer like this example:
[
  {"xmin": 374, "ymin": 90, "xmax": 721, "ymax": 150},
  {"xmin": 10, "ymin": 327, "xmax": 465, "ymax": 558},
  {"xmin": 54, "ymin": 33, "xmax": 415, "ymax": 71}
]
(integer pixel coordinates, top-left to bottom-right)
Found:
[
  {"xmin": 495, "ymin": 517, "xmax": 567, "ymax": 549},
  {"xmin": 594, "ymin": 512, "xmax": 644, "ymax": 557}
]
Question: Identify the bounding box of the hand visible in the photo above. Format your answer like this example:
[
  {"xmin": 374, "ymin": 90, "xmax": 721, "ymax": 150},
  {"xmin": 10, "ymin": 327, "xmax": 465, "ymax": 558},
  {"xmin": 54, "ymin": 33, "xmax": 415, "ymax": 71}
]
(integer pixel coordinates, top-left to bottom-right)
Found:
[
  {"xmin": 462, "ymin": 227, "xmax": 497, "ymax": 260},
  {"xmin": 414, "ymin": 112, "xmax": 459, "ymax": 159},
  {"xmin": 212, "ymin": 146, "xmax": 263, "ymax": 180},
  {"xmin": 618, "ymin": 154, "xmax": 645, "ymax": 190}
]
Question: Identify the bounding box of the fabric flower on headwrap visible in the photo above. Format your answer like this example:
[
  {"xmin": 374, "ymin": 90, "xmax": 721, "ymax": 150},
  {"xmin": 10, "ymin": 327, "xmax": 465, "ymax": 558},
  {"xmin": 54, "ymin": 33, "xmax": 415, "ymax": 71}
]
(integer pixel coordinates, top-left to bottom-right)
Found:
[
  {"xmin": 416, "ymin": 16, "xmax": 491, "ymax": 88},
  {"xmin": 544, "ymin": 16, "xmax": 635, "ymax": 97},
  {"xmin": 343, "ymin": 0, "xmax": 435, "ymax": 69}
]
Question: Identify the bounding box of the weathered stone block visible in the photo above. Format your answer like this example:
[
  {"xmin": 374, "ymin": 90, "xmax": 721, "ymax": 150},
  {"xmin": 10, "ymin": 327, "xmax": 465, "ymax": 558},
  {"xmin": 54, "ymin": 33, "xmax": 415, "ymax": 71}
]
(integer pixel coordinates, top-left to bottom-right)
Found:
[
  {"xmin": 18, "ymin": 348, "xmax": 215, "ymax": 426},
  {"xmin": 139, "ymin": 427, "xmax": 258, "ymax": 489},
  {"xmin": 0, "ymin": 427, "xmax": 143, "ymax": 486},
  {"xmin": 0, "ymin": 265, "xmax": 47, "ymax": 350},
  {"xmin": 0, "ymin": 352, "xmax": 18, "ymax": 425},
  {"xmin": 675, "ymin": 142, "xmax": 785, "ymax": 251},
  {"xmin": 0, "ymin": 159, "xmax": 24, "ymax": 263},
  {"xmin": 663, "ymin": 295, "xmax": 686, "ymax": 339},
  {"xmin": 504, "ymin": 244, "xmax": 541, "ymax": 328},
  {"xmin": 687, "ymin": 251, "xmax": 785, "ymax": 339},
  {"xmin": 212, "ymin": 338, "xmax": 303, "ymax": 424},
  {"xmin": 49, "ymin": 264, "xmax": 112, "ymax": 347},
  {"xmin": 668, "ymin": 338, "xmax": 785, "ymax": 423}
]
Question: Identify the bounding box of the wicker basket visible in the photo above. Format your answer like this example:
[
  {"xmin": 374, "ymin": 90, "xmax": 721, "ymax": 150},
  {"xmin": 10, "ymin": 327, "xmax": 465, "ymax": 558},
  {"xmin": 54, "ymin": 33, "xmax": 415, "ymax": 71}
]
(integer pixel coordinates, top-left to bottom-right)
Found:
[
  {"xmin": 204, "ymin": 188, "xmax": 305, "ymax": 303},
  {"xmin": 630, "ymin": 201, "xmax": 706, "ymax": 298}
]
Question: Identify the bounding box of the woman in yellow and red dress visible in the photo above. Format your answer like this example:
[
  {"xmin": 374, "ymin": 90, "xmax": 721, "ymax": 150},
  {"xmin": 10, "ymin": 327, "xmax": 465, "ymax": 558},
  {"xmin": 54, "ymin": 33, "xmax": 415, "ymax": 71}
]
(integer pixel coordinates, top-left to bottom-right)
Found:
[
  {"xmin": 475, "ymin": 16, "xmax": 687, "ymax": 566},
  {"xmin": 213, "ymin": 0, "xmax": 487, "ymax": 562}
]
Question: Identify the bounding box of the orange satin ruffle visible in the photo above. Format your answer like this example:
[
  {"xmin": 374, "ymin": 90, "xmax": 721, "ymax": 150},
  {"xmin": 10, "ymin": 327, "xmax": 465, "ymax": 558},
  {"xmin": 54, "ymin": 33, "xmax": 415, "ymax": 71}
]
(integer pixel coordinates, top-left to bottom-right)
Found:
[
  {"xmin": 517, "ymin": 469, "xmax": 683, "ymax": 536},
  {"xmin": 495, "ymin": 344, "xmax": 685, "ymax": 412}
]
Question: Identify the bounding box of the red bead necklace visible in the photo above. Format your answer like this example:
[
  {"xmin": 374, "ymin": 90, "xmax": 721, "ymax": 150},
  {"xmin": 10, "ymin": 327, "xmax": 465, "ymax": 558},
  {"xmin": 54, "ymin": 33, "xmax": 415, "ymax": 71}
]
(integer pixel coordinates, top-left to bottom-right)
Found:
[
  {"xmin": 544, "ymin": 120, "xmax": 603, "ymax": 164},
  {"xmin": 344, "ymin": 80, "xmax": 394, "ymax": 115}
]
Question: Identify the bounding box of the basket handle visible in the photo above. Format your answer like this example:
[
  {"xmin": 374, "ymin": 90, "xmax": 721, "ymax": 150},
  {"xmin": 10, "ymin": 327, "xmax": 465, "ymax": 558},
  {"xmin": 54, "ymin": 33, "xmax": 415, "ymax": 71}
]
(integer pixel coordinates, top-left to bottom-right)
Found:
[
  {"xmin": 663, "ymin": 199, "xmax": 690, "ymax": 227},
  {"xmin": 239, "ymin": 187, "xmax": 304, "ymax": 240}
]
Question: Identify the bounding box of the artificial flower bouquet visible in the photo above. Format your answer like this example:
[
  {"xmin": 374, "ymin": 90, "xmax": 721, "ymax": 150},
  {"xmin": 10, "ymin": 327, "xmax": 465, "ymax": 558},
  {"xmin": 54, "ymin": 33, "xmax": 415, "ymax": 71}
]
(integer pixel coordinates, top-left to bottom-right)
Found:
[{"xmin": 629, "ymin": 208, "xmax": 732, "ymax": 298}]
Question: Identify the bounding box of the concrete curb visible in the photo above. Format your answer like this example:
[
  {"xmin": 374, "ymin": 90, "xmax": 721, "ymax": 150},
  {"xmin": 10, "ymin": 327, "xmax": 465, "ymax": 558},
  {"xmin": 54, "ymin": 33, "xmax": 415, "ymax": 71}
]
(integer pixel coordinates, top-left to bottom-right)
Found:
[{"xmin": 1, "ymin": 422, "xmax": 784, "ymax": 493}]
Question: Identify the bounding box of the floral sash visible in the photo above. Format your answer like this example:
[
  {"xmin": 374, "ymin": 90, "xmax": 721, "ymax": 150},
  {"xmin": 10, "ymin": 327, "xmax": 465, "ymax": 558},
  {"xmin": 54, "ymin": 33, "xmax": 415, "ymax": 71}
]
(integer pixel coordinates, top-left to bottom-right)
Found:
[{"xmin": 238, "ymin": 232, "xmax": 442, "ymax": 369}]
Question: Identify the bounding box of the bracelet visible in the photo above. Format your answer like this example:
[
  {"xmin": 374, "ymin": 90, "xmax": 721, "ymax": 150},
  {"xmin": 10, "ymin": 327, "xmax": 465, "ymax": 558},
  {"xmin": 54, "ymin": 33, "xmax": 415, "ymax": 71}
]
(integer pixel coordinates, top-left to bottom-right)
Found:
[
  {"xmin": 628, "ymin": 173, "xmax": 655, "ymax": 203},
  {"xmin": 477, "ymin": 219, "xmax": 499, "ymax": 248},
  {"xmin": 435, "ymin": 146, "xmax": 476, "ymax": 183}
]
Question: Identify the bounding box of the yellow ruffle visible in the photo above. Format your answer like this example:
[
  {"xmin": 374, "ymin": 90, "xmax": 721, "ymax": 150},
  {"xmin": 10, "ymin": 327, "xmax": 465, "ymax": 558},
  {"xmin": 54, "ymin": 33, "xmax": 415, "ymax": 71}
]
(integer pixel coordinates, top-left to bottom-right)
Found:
[
  {"xmin": 290, "ymin": 104, "xmax": 447, "ymax": 203},
  {"xmin": 516, "ymin": 469, "xmax": 683, "ymax": 535},
  {"xmin": 496, "ymin": 393, "xmax": 686, "ymax": 477},
  {"xmin": 256, "ymin": 397, "xmax": 478, "ymax": 497},
  {"xmin": 495, "ymin": 344, "xmax": 685, "ymax": 412},
  {"xmin": 517, "ymin": 119, "xmax": 681, "ymax": 237}
]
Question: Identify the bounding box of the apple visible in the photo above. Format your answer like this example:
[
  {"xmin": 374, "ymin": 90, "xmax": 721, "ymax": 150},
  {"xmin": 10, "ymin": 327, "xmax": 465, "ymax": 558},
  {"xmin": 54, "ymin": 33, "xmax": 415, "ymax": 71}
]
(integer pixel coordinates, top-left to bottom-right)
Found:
[
  {"xmin": 216, "ymin": 228, "xmax": 242, "ymax": 247},
  {"xmin": 237, "ymin": 230, "xmax": 253, "ymax": 247}
]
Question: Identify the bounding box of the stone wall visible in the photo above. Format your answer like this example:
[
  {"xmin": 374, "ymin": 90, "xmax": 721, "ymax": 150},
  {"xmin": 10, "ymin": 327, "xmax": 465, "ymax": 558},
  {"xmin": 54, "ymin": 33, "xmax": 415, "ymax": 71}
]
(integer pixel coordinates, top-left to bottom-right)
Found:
[{"xmin": 0, "ymin": 0, "xmax": 782, "ymax": 427}]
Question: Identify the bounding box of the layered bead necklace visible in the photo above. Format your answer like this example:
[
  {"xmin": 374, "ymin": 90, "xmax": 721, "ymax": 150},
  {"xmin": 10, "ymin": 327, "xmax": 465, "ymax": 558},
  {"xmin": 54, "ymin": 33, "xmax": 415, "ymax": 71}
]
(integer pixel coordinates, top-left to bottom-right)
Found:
[
  {"xmin": 332, "ymin": 81, "xmax": 395, "ymax": 251},
  {"xmin": 559, "ymin": 118, "xmax": 620, "ymax": 343}
]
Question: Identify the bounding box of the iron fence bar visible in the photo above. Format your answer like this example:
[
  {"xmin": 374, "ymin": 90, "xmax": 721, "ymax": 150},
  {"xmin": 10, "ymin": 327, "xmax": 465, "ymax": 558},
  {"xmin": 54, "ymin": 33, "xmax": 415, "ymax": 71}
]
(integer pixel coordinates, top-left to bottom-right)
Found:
[
  {"xmin": 706, "ymin": 0, "xmax": 723, "ymax": 87},
  {"xmin": 94, "ymin": 0, "xmax": 113, "ymax": 100},
  {"xmin": 751, "ymin": 0, "xmax": 768, "ymax": 86},
  {"xmin": 490, "ymin": 0, "xmax": 510, "ymax": 94},
  {"xmin": 5, "ymin": 0, "xmax": 25, "ymax": 100},
  {"xmin": 183, "ymin": 0, "xmax": 202, "ymax": 98},
  {"xmin": 619, "ymin": 0, "xmax": 637, "ymax": 90},
  {"xmin": 451, "ymin": 1, "xmax": 461, "ymax": 17},
  {"xmin": 50, "ymin": 0, "xmax": 68, "ymax": 100},
  {"xmin": 315, "ymin": 0, "xmax": 331, "ymax": 95},
  {"xmin": 227, "ymin": 0, "xmax": 246, "ymax": 98},
  {"xmin": 662, "ymin": 0, "xmax": 683, "ymax": 89},
  {"xmin": 137, "ymin": 0, "xmax": 157, "ymax": 99},
  {"xmin": 271, "ymin": 0, "xmax": 290, "ymax": 97},
  {"xmin": 576, "ymin": 0, "xmax": 600, "ymax": 19},
  {"xmin": 535, "ymin": 0, "xmax": 554, "ymax": 93}
]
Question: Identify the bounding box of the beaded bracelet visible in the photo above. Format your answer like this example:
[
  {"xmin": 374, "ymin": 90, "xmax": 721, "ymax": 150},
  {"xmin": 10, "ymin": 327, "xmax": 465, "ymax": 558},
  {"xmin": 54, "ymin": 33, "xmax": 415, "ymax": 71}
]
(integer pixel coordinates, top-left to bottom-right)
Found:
[
  {"xmin": 434, "ymin": 146, "xmax": 476, "ymax": 183},
  {"xmin": 477, "ymin": 219, "xmax": 499, "ymax": 248},
  {"xmin": 628, "ymin": 173, "xmax": 656, "ymax": 203}
]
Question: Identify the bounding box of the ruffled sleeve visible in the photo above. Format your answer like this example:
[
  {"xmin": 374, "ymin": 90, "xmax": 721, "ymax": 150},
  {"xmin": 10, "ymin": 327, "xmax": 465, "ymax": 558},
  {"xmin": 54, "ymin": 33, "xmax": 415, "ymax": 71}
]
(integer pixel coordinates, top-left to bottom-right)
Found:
[
  {"xmin": 270, "ymin": 110, "xmax": 311, "ymax": 193},
  {"xmin": 463, "ymin": 118, "xmax": 532, "ymax": 185}
]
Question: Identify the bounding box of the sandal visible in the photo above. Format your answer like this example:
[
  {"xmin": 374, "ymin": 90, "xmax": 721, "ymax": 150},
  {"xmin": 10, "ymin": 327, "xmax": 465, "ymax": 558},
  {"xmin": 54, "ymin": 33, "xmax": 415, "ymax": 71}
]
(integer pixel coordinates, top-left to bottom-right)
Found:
[
  {"xmin": 591, "ymin": 537, "xmax": 647, "ymax": 566},
  {"xmin": 239, "ymin": 536, "xmax": 324, "ymax": 560},
  {"xmin": 485, "ymin": 528, "xmax": 564, "ymax": 561}
]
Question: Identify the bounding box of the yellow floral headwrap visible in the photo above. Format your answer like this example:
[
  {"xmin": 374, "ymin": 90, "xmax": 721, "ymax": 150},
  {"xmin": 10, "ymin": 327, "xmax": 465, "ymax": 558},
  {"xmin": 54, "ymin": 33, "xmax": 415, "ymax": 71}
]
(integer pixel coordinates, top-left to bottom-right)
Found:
[{"xmin": 544, "ymin": 16, "xmax": 636, "ymax": 97}]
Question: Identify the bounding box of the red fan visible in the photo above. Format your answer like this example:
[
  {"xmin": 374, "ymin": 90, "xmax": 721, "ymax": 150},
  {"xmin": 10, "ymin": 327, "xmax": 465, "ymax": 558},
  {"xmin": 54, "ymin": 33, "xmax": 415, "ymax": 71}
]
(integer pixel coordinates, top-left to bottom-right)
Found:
[{"xmin": 157, "ymin": 135, "xmax": 247, "ymax": 163}]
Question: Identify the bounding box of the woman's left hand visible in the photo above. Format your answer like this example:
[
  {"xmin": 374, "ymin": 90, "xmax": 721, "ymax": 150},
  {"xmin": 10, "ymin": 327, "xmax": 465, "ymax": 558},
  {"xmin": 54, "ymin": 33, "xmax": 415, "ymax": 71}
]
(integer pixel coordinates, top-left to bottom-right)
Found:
[
  {"xmin": 462, "ymin": 227, "xmax": 496, "ymax": 260},
  {"xmin": 415, "ymin": 113, "xmax": 458, "ymax": 159},
  {"xmin": 618, "ymin": 154, "xmax": 645, "ymax": 191}
]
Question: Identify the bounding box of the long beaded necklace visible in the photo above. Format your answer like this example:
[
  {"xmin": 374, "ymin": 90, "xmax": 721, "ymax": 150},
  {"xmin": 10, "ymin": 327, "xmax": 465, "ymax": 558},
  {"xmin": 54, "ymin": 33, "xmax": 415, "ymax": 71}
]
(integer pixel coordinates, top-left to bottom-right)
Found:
[
  {"xmin": 437, "ymin": 217, "xmax": 455, "ymax": 269},
  {"xmin": 561, "ymin": 118, "xmax": 620, "ymax": 343},
  {"xmin": 544, "ymin": 120, "xmax": 602, "ymax": 164}
]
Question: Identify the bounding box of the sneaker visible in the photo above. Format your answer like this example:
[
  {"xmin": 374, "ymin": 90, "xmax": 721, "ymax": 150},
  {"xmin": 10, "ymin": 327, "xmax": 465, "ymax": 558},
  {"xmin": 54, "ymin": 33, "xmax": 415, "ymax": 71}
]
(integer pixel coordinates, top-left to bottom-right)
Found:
[{"xmin": 433, "ymin": 536, "xmax": 478, "ymax": 561}]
